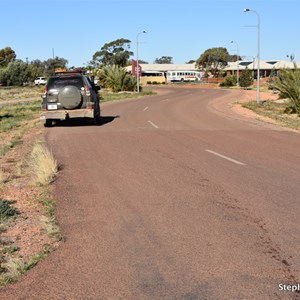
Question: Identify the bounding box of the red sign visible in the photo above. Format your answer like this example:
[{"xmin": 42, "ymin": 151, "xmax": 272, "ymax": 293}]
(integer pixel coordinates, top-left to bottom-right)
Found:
[{"xmin": 132, "ymin": 59, "xmax": 142, "ymax": 77}]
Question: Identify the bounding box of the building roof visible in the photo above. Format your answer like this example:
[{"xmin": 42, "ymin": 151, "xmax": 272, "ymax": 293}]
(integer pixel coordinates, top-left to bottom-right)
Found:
[
  {"xmin": 224, "ymin": 60, "xmax": 300, "ymax": 71},
  {"xmin": 125, "ymin": 60, "xmax": 299, "ymax": 73}
]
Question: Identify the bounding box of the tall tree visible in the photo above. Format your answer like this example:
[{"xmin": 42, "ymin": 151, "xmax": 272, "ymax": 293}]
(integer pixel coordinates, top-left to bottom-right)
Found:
[
  {"xmin": 92, "ymin": 38, "xmax": 133, "ymax": 67},
  {"xmin": 30, "ymin": 59, "xmax": 46, "ymax": 77},
  {"xmin": 44, "ymin": 57, "xmax": 68, "ymax": 76},
  {"xmin": 154, "ymin": 56, "xmax": 173, "ymax": 64},
  {"xmin": 0, "ymin": 47, "xmax": 16, "ymax": 66},
  {"xmin": 196, "ymin": 47, "xmax": 230, "ymax": 77},
  {"xmin": 228, "ymin": 54, "xmax": 242, "ymax": 62}
]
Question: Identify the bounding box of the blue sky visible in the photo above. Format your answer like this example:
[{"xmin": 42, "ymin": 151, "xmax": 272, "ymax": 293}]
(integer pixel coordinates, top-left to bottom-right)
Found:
[{"xmin": 1, "ymin": 0, "xmax": 299, "ymax": 67}]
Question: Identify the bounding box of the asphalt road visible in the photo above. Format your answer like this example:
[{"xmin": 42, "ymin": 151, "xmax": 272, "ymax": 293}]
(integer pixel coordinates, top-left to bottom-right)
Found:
[{"xmin": 2, "ymin": 87, "xmax": 300, "ymax": 300}]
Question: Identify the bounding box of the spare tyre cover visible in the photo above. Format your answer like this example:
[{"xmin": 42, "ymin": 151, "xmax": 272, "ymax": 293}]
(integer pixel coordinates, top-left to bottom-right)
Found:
[{"xmin": 58, "ymin": 85, "xmax": 82, "ymax": 109}]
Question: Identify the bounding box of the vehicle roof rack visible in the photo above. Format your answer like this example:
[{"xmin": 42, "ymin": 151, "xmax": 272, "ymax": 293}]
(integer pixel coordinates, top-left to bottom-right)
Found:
[{"xmin": 52, "ymin": 68, "xmax": 86, "ymax": 76}]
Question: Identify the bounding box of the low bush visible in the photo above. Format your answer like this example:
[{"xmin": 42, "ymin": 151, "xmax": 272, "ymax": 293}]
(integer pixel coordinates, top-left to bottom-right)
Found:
[
  {"xmin": 0, "ymin": 200, "xmax": 18, "ymax": 221},
  {"xmin": 269, "ymin": 64, "xmax": 300, "ymax": 114},
  {"xmin": 97, "ymin": 65, "xmax": 137, "ymax": 92},
  {"xmin": 220, "ymin": 75, "xmax": 237, "ymax": 87}
]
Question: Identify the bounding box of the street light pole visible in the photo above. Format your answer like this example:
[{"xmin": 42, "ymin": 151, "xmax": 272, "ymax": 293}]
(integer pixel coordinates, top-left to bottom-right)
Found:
[
  {"xmin": 244, "ymin": 8, "xmax": 260, "ymax": 104},
  {"xmin": 136, "ymin": 30, "xmax": 147, "ymax": 93},
  {"xmin": 231, "ymin": 40, "xmax": 239, "ymax": 87}
]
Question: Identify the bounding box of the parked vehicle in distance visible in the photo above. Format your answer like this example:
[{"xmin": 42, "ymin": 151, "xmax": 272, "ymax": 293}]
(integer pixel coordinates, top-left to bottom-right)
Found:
[
  {"xmin": 166, "ymin": 71, "xmax": 202, "ymax": 83},
  {"xmin": 141, "ymin": 71, "xmax": 166, "ymax": 84},
  {"xmin": 34, "ymin": 77, "xmax": 47, "ymax": 85},
  {"xmin": 40, "ymin": 70, "xmax": 100, "ymax": 127}
]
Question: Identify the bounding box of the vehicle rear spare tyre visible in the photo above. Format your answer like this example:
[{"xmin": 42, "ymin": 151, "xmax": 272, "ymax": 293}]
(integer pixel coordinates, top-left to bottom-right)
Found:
[{"xmin": 58, "ymin": 85, "xmax": 82, "ymax": 109}]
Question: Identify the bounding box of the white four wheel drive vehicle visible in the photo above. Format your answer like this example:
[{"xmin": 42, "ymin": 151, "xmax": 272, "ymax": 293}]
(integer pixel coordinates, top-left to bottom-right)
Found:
[{"xmin": 34, "ymin": 77, "xmax": 47, "ymax": 85}]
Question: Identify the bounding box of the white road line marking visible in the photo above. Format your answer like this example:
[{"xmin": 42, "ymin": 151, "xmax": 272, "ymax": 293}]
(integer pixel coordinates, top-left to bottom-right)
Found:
[
  {"xmin": 148, "ymin": 120, "xmax": 159, "ymax": 129},
  {"xmin": 161, "ymin": 99, "xmax": 169, "ymax": 102},
  {"xmin": 205, "ymin": 150, "xmax": 246, "ymax": 166},
  {"xmin": 143, "ymin": 106, "xmax": 149, "ymax": 111}
]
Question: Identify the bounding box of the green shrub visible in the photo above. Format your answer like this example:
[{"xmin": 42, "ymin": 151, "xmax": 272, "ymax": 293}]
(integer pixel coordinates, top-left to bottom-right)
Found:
[
  {"xmin": 97, "ymin": 65, "xmax": 137, "ymax": 92},
  {"xmin": 0, "ymin": 61, "xmax": 31, "ymax": 86},
  {"xmin": 0, "ymin": 200, "xmax": 19, "ymax": 221},
  {"xmin": 269, "ymin": 64, "xmax": 300, "ymax": 114},
  {"xmin": 220, "ymin": 75, "xmax": 237, "ymax": 87},
  {"xmin": 240, "ymin": 67, "xmax": 253, "ymax": 89}
]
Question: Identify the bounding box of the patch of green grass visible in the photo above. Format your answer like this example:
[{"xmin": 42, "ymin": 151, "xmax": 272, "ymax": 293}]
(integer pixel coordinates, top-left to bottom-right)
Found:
[
  {"xmin": 23, "ymin": 245, "xmax": 54, "ymax": 271},
  {"xmin": 37, "ymin": 192, "xmax": 55, "ymax": 218},
  {"xmin": 37, "ymin": 190, "xmax": 62, "ymax": 241},
  {"xmin": 0, "ymin": 245, "xmax": 19, "ymax": 255},
  {"xmin": 0, "ymin": 86, "xmax": 42, "ymax": 102},
  {"xmin": 0, "ymin": 101, "xmax": 40, "ymax": 133},
  {"xmin": 242, "ymin": 100, "xmax": 300, "ymax": 130},
  {"xmin": 0, "ymin": 101, "xmax": 41, "ymax": 158},
  {"xmin": 0, "ymin": 245, "xmax": 53, "ymax": 285},
  {"xmin": 100, "ymin": 90, "xmax": 156, "ymax": 102},
  {"xmin": 0, "ymin": 135, "xmax": 23, "ymax": 157},
  {"xmin": 0, "ymin": 200, "xmax": 19, "ymax": 222}
]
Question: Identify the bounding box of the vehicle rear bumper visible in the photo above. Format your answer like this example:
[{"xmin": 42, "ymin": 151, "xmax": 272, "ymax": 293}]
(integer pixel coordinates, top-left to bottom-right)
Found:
[{"xmin": 40, "ymin": 109, "xmax": 93, "ymax": 122}]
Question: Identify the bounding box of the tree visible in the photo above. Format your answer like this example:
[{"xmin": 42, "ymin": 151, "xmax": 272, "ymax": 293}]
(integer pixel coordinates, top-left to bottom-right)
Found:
[
  {"xmin": 154, "ymin": 56, "xmax": 173, "ymax": 64},
  {"xmin": 43, "ymin": 57, "xmax": 68, "ymax": 76},
  {"xmin": 0, "ymin": 60, "xmax": 31, "ymax": 86},
  {"xmin": 92, "ymin": 38, "xmax": 133, "ymax": 68},
  {"xmin": 137, "ymin": 59, "xmax": 148, "ymax": 64},
  {"xmin": 0, "ymin": 47, "xmax": 16, "ymax": 67},
  {"xmin": 228, "ymin": 54, "xmax": 242, "ymax": 62},
  {"xmin": 30, "ymin": 59, "xmax": 46, "ymax": 77},
  {"xmin": 186, "ymin": 59, "xmax": 196, "ymax": 64},
  {"xmin": 239, "ymin": 67, "xmax": 253, "ymax": 89},
  {"xmin": 195, "ymin": 47, "xmax": 230, "ymax": 77}
]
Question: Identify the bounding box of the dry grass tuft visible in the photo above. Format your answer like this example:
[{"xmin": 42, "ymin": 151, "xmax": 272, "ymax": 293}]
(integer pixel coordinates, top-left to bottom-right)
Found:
[
  {"xmin": 31, "ymin": 143, "xmax": 58, "ymax": 186},
  {"xmin": 40, "ymin": 215, "xmax": 61, "ymax": 240},
  {"xmin": 0, "ymin": 169, "xmax": 4, "ymax": 185},
  {"xmin": 1, "ymin": 258, "xmax": 25, "ymax": 283}
]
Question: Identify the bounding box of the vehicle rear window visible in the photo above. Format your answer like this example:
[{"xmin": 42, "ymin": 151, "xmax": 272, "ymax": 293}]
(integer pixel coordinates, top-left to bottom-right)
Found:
[{"xmin": 47, "ymin": 76, "xmax": 84, "ymax": 90}]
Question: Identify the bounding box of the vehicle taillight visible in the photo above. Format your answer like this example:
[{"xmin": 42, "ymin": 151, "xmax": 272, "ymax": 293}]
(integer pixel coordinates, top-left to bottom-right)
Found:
[
  {"xmin": 85, "ymin": 85, "xmax": 91, "ymax": 97},
  {"xmin": 86, "ymin": 102, "xmax": 94, "ymax": 109}
]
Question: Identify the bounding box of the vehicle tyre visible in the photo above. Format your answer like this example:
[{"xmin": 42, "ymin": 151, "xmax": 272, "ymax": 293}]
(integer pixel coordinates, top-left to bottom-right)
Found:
[
  {"xmin": 44, "ymin": 119, "xmax": 52, "ymax": 127},
  {"xmin": 93, "ymin": 98, "xmax": 101, "ymax": 125},
  {"xmin": 94, "ymin": 114, "xmax": 101, "ymax": 125},
  {"xmin": 58, "ymin": 85, "xmax": 82, "ymax": 109}
]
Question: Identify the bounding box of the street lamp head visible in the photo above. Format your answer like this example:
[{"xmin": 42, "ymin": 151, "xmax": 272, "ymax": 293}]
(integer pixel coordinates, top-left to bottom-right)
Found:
[
  {"xmin": 244, "ymin": 8, "xmax": 250, "ymax": 12},
  {"xmin": 142, "ymin": 30, "xmax": 147, "ymax": 33}
]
